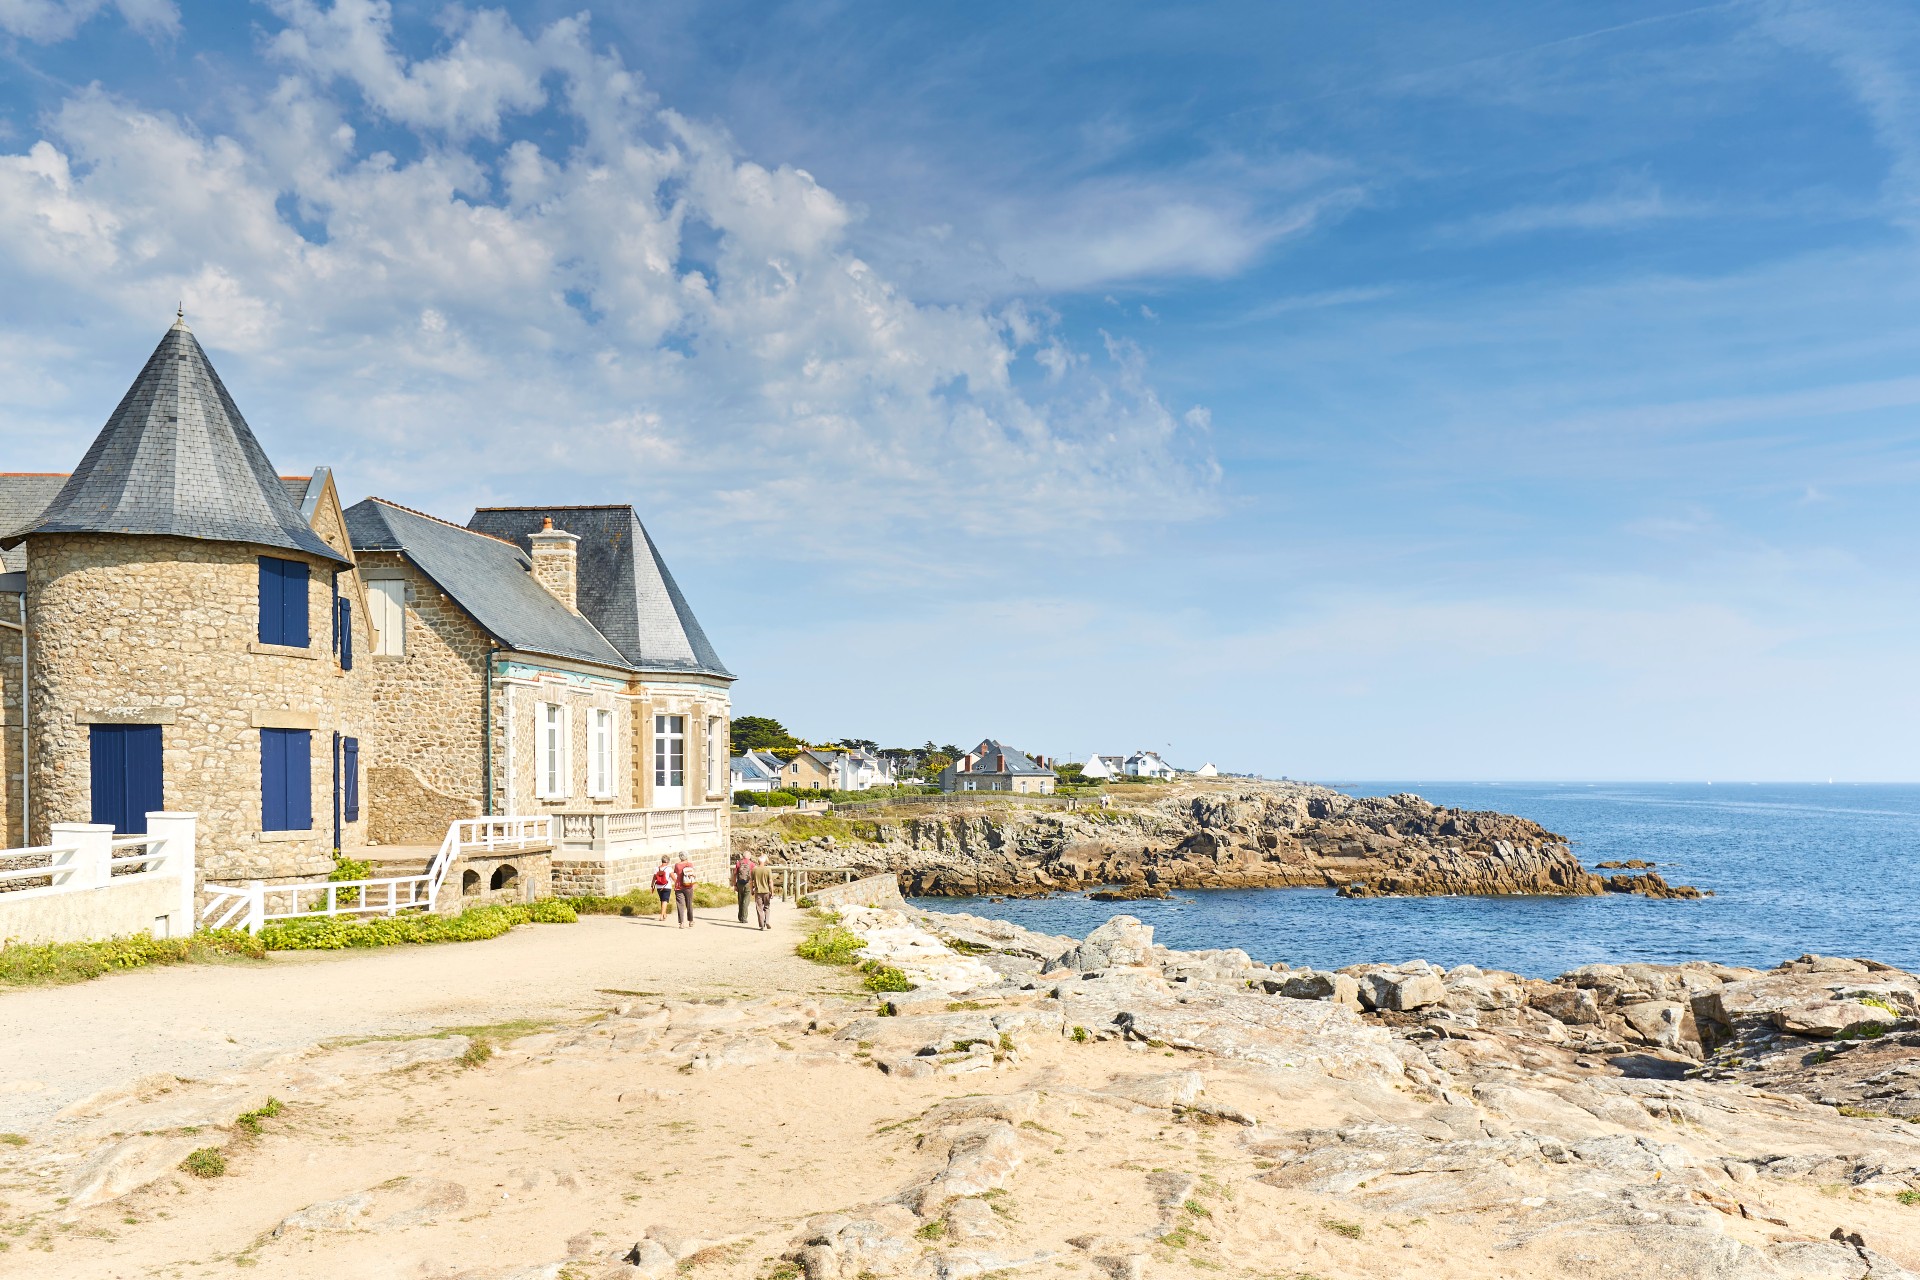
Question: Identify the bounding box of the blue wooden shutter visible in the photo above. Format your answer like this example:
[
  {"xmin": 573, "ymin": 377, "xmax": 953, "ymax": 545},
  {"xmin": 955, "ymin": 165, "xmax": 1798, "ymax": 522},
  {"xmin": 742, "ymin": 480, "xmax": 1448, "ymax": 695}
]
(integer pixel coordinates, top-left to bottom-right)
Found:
[
  {"xmin": 282, "ymin": 560, "xmax": 309, "ymax": 648},
  {"xmin": 342, "ymin": 737, "xmax": 360, "ymax": 821},
  {"xmin": 261, "ymin": 728, "xmax": 312, "ymax": 831},
  {"xmin": 336, "ymin": 597, "xmax": 353, "ymax": 670},
  {"xmin": 258, "ymin": 558, "xmax": 282, "ymax": 644},
  {"xmin": 90, "ymin": 724, "xmax": 162, "ymax": 833}
]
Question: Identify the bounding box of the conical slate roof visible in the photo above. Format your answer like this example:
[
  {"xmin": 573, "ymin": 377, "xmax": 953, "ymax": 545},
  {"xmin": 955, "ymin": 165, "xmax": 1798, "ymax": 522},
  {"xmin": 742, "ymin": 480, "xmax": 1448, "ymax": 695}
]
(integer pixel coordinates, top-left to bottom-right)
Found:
[
  {"xmin": 0, "ymin": 320, "xmax": 345, "ymax": 562},
  {"xmin": 466, "ymin": 505, "xmax": 732, "ymax": 679}
]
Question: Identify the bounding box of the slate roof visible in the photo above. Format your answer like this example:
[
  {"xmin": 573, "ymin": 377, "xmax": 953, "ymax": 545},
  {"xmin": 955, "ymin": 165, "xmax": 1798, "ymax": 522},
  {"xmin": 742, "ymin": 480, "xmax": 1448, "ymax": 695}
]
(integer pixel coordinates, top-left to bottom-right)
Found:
[
  {"xmin": 0, "ymin": 474, "xmax": 68, "ymax": 571},
  {"xmin": 344, "ymin": 497, "xmax": 633, "ymax": 670},
  {"xmin": 958, "ymin": 739, "xmax": 1053, "ymax": 776},
  {"xmin": 0, "ymin": 321, "xmax": 345, "ymax": 563},
  {"xmin": 466, "ymin": 505, "xmax": 731, "ymax": 679}
]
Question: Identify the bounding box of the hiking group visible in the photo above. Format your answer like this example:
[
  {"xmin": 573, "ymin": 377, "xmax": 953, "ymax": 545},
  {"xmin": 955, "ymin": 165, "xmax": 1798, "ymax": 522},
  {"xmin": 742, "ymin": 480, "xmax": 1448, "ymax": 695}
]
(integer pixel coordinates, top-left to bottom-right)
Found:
[{"xmin": 650, "ymin": 852, "xmax": 775, "ymax": 930}]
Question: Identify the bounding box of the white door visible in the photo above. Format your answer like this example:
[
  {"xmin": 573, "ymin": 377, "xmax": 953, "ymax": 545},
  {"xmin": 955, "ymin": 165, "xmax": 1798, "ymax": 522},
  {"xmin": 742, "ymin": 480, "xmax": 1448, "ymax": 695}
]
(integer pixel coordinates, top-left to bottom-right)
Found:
[{"xmin": 653, "ymin": 714, "xmax": 685, "ymax": 808}]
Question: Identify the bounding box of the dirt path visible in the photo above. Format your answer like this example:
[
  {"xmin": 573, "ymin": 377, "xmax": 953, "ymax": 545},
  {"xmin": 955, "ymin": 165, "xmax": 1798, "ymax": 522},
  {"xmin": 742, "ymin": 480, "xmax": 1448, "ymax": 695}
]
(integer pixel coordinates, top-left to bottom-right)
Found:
[{"xmin": 0, "ymin": 905, "xmax": 843, "ymax": 1133}]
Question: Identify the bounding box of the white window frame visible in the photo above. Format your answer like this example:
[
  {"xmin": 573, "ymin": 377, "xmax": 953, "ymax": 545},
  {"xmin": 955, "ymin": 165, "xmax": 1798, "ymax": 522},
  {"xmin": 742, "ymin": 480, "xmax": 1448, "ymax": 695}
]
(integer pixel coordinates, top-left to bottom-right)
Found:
[
  {"xmin": 706, "ymin": 717, "xmax": 721, "ymax": 797},
  {"xmin": 367, "ymin": 578, "xmax": 406, "ymax": 656},
  {"xmin": 538, "ymin": 701, "xmax": 571, "ymax": 800},
  {"xmin": 590, "ymin": 708, "xmax": 615, "ymax": 798},
  {"xmin": 654, "ymin": 714, "xmax": 686, "ymax": 790}
]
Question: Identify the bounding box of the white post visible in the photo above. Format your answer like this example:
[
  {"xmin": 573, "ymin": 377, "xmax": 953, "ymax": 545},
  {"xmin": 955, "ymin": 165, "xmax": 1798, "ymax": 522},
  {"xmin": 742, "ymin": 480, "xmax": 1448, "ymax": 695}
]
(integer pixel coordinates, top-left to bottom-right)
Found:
[
  {"xmin": 52, "ymin": 822, "xmax": 113, "ymax": 890},
  {"xmin": 144, "ymin": 812, "xmax": 198, "ymax": 936},
  {"xmin": 245, "ymin": 880, "xmax": 265, "ymax": 934}
]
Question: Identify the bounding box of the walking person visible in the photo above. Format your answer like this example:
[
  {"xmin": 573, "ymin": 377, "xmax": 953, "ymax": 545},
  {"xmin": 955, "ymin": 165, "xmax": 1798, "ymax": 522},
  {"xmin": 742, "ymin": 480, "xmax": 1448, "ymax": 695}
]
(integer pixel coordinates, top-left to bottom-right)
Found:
[
  {"xmin": 672, "ymin": 853, "xmax": 697, "ymax": 928},
  {"xmin": 732, "ymin": 851, "xmax": 757, "ymax": 924},
  {"xmin": 652, "ymin": 855, "xmax": 673, "ymax": 925},
  {"xmin": 750, "ymin": 857, "xmax": 774, "ymax": 930}
]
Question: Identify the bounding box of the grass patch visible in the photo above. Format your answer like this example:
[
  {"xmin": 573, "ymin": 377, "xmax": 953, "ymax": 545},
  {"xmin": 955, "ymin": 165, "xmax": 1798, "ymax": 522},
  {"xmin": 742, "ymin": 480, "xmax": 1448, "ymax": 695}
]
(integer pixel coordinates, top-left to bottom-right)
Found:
[
  {"xmin": 0, "ymin": 1134, "xmax": 26, "ymax": 1147},
  {"xmin": 767, "ymin": 814, "xmax": 881, "ymax": 844},
  {"xmin": 1320, "ymin": 1219, "xmax": 1363, "ymax": 1240},
  {"xmin": 233, "ymin": 1098, "xmax": 283, "ymax": 1137},
  {"xmin": 460, "ymin": 1038, "xmax": 494, "ymax": 1068},
  {"xmin": 1071, "ymin": 1026, "xmax": 1090, "ymax": 1043},
  {"xmin": 0, "ymin": 929, "xmax": 263, "ymax": 988},
  {"xmin": 258, "ymin": 901, "xmax": 574, "ymax": 950},
  {"xmin": 1837, "ymin": 1104, "xmax": 1889, "ymax": 1119},
  {"xmin": 179, "ymin": 1147, "xmax": 226, "ymax": 1179},
  {"xmin": 915, "ymin": 1219, "xmax": 946, "ymax": 1240},
  {"xmin": 1898, "ymin": 1189, "xmax": 1920, "ymax": 1206},
  {"xmin": 796, "ymin": 924, "xmax": 868, "ymax": 966}
]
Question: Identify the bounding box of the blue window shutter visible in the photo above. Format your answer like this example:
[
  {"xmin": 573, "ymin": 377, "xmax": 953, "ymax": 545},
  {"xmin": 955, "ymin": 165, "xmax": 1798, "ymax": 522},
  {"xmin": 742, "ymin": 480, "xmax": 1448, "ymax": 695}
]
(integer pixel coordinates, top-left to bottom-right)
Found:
[
  {"xmin": 337, "ymin": 598, "xmax": 354, "ymax": 670},
  {"xmin": 343, "ymin": 737, "xmax": 360, "ymax": 822},
  {"xmin": 258, "ymin": 558, "xmax": 282, "ymax": 644},
  {"xmin": 287, "ymin": 729, "xmax": 312, "ymax": 831},
  {"xmin": 90, "ymin": 724, "xmax": 163, "ymax": 833},
  {"xmin": 283, "ymin": 560, "xmax": 309, "ymax": 648},
  {"xmin": 262, "ymin": 729, "xmax": 287, "ymax": 829}
]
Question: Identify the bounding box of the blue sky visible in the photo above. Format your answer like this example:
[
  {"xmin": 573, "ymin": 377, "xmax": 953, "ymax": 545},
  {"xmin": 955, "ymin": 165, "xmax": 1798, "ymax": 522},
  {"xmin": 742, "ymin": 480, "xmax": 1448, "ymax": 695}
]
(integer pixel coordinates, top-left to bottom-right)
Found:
[{"xmin": 2, "ymin": 0, "xmax": 1918, "ymax": 779}]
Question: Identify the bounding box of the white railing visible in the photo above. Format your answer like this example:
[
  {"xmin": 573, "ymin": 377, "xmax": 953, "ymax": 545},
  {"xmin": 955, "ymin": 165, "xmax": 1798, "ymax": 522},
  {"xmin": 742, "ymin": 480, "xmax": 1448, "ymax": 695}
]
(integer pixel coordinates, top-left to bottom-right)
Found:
[
  {"xmin": 200, "ymin": 814, "xmax": 554, "ymax": 935},
  {"xmin": 0, "ymin": 815, "xmax": 198, "ymax": 943},
  {"xmin": 555, "ymin": 806, "xmax": 722, "ymax": 857}
]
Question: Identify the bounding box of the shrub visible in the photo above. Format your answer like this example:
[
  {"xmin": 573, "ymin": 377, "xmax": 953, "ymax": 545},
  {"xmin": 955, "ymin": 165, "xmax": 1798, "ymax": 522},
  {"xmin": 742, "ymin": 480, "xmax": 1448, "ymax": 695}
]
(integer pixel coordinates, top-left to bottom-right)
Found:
[
  {"xmin": 527, "ymin": 898, "xmax": 578, "ymax": 923},
  {"xmin": 461, "ymin": 1038, "xmax": 493, "ymax": 1068},
  {"xmin": 736, "ymin": 790, "xmax": 797, "ymax": 808},
  {"xmin": 692, "ymin": 883, "xmax": 735, "ymax": 908},
  {"xmin": 1898, "ymin": 1189, "xmax": 1920, "ymax": 1206},
  {"xmin": 233, "ymin": 1098, "xmax": 283, "ymax": 1136},
  {"xmin": 180, "ymin": 1147, "xmax": 227, "ymax": 1179},
  {"xmin": 329, "ymin": 856, "xmax": 374, "ymax": 906},
  {"xmin": 860, "ymin": 962, "xmax": 912, "ymax": 992},
  {"xmin": 796, "ymin": 924, "xmax": 867, "ymax": 966},
  {"xmin": 0, "ymin": 929, "xmax": 263, "ymax": 988},
  {"xmin": 258, "ymin": 902, "xmax": 577, "ymax": 951},
  {"xmin": 1071, "ymin": 1026, "xmax": 1090, "ymax": 1043}
]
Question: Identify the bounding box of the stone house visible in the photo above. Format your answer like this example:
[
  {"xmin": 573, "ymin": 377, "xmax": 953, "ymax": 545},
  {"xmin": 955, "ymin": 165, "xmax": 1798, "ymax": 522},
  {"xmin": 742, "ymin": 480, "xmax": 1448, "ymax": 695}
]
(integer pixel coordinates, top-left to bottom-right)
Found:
[
  {"xmin": 939, "ymin": 740, "xmax": 1057, "ymax": 794},
  {"xmin": 780, "ymin": 749, "xmax": 835, "ymax": 791},
  {"xmin": 0, "ymin": 319, "xmax": 733, "ymax": 904}
]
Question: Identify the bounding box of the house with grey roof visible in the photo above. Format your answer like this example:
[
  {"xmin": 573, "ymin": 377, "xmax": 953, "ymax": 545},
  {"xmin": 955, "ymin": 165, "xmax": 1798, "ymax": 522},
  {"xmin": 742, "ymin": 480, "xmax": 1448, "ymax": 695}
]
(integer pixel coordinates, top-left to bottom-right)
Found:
[
  {"xmin": 0, "ymin": 317, "xmax": 736, "ymax": 906},
  {"xmin": 939, "ymin": 739, "xmax": 1057, "ymax": 795}
]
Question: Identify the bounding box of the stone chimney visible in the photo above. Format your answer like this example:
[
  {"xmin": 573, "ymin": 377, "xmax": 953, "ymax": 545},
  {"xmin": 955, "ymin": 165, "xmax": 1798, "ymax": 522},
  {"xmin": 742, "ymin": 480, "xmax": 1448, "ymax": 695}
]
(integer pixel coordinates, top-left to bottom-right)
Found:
[{"xmin": 528, "ymin": 516, "xmax": 581, "ymax": 615}]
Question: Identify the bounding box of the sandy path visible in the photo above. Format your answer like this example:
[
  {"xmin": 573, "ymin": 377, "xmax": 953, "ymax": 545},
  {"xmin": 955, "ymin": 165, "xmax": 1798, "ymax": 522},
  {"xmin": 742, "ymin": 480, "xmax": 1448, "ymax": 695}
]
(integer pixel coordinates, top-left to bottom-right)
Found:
[{"xmin": 0, "ymin": 905, "xmax": 843, "ymax": 1133}]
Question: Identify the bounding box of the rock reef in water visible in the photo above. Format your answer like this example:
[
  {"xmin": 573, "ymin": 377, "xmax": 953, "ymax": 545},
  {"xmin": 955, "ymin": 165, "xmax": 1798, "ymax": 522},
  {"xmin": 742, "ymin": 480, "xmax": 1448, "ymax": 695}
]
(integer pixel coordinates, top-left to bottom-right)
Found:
[{"xmin": 736, "ymin": 780, "xmax": 1706, "ymax": 900}]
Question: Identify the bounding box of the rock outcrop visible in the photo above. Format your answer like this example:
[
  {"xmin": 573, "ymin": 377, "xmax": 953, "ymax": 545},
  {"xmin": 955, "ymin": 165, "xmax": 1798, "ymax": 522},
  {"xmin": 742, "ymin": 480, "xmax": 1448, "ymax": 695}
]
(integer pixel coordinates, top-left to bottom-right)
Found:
[{"xmin": 737, "ymin": 781, "xmax": 1705, "ymax": 900}]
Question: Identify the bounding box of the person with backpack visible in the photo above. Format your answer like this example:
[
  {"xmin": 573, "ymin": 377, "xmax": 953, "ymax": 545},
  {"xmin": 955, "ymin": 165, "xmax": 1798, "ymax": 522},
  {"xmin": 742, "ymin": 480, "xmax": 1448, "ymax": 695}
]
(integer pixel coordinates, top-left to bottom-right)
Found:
[
  {"xmin": 672, "ymin": 854, "xmax": 697, "ymax": 928},
  {"xmin": 749, "ymin": 857, "xmax": 775, "ymax": 930},
  {"xmin": 732, "ymin": 852, "xmax": 757, "ymax": 924},
  {"xmin": 651, "ymin": 856, "xmax": 673, "ymax": 925}
]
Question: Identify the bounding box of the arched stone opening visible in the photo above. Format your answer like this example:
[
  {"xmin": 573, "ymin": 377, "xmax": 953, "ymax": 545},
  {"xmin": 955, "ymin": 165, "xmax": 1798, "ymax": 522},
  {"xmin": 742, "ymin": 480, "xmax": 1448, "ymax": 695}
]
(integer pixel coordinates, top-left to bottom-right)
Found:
[
  {"xmin": 462, "ymin": 868, "xmax": 481, "ymax": 895},
  {"xmin": 490, "ymin": 863, "xmax": 519, "ymax": 892}
]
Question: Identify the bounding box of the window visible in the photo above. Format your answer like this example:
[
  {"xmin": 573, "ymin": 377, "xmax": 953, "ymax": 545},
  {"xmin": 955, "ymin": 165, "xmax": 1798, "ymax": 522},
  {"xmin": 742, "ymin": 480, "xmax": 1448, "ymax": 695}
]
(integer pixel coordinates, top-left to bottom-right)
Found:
[
  {"xmin": 367, "ymin": 579, "xmax": 406, "ymax": 656},
  {"xmin": 590, "ymin": 709, "xmax": 614, "ymax": 798},
  {"xmin": 538, "ymin": 702, "xmax": 570, "ymax": 799},
  {"xmin": 261, "ymin": 728, "xmax": 313, "ymax": 832},
  {"xmin": 257, "ymin": 557, "xmax": 309, "ymax": 647},
  {"xmin": 653, "ymin": 715, "xmax": 685, "ymax": 788},
  {"xmin": 333, "ymin": 596, "xmax": 353, "ymax": 670},
  {"xmin": 706, "ymin": 717, "xmax": 721, "ymax": 795}
]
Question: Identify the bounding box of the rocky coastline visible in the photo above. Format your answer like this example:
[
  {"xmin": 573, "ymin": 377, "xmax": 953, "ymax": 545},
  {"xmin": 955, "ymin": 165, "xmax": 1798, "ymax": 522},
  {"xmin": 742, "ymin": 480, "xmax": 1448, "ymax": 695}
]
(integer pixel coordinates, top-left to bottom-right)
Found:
[{"xmin": 736, "ymin": 781, "xmax": 1706, "ymax": 900}]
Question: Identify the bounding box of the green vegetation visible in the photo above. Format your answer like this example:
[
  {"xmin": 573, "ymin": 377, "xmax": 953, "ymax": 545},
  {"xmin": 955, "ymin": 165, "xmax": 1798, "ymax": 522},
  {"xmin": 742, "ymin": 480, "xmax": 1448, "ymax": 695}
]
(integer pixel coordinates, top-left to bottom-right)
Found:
[
  {"xmin": 1320, "ymin": 1219, "xmax": 1363, "ymax": 1240},
  {"xmin": 0, "ymin": 1134, "xmax": 26, "ymax": 1147},
  {"xmin": 179, "ymin": 1147, "xmax": 227, "ymax": 1179},
  {"xmin": 1071, "ymin": 1026, "xmax": 1090, "ymax": 1043},
  {"xmin": 860, "ymin": 962, "xmax": 912, "ymax": 992},
  {"xmin": 1858, "ymin": 995, "xmax": 1903, "ymax": 1017},
  {"xmin": 0, "ymin": 929, "xmax": 264, "ymax": 988},
  {"xmin": 915, "ymin": 1219, "xmax": 947, "ymax": 1241},
  {"xmin": 233, "ymin": 1098, "xmax": 283, "ymax": 1136},
  {"xmin": 796, "ymin": 922, "xmax": 868, "ymax": 966},
  {"xmin": 259, "ymin": 901, "xmax": 574, "ymax": 951},
  {"xmin": 328, "ymin": 855, "xmax": 374, "ymax": 906},
  {"xmin": 1897, "ymin": 1189, "xmax": 1920, "ymax": 1206},
  {"xmin": 732, "ymin": 715, "xmax": 803, "ymax": 756},
  {"xmin": 460, "ymin": 1038, "xmax": 494, "ymax": 1068}
]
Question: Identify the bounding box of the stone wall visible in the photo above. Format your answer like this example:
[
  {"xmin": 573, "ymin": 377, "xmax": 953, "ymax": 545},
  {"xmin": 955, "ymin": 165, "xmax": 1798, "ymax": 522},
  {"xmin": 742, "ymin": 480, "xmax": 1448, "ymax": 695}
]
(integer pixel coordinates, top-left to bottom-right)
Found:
[
  {"xmin": 440, "ymin": 848, "xmax": 551, "ymax": 913},
  {"xmin": 366, "ymin": 763, "xmax": 478, "ymax": 846},
  {"xmin": 22, "ymin": 534, "xmax": 373, "ymax": 881},
  {"xmin": 0, "ymin": 598, "xmax": 22, "ymax": 848},
  {"xmin": 356, "ymin": 552, "xmax": 491, "ymax": 816},
  {"xmin": 805, "ymin": 872, "xmax": 905, "ymax": 910}
]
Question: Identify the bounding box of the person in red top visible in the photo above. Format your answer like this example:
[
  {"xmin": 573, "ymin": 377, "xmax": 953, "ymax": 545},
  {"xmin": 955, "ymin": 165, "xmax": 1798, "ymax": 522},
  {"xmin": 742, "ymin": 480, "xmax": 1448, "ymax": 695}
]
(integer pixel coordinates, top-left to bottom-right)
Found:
[
  {"xmin": 672, "ymin": 855, "xmax": 698, "ymax": 928},
  {"xmin": 651, "ymin": 855, "xmax": 673, "ymax": 925}
]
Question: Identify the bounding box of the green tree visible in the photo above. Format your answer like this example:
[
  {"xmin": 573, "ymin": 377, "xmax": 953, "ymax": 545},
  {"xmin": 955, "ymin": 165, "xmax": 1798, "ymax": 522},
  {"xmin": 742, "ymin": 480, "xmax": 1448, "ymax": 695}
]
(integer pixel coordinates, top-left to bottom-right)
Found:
[{"xmin": 732, "ymin": 716, "xmax": 799, "ymax": 755}]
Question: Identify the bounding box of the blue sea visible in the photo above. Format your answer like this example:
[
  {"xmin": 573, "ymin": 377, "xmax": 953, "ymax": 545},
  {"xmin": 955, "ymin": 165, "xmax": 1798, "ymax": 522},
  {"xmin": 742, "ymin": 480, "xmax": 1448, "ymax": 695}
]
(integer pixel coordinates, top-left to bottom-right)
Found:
[{"xmin": 920, "ymin": 782, "xmax": 1920, "ymax": 979}]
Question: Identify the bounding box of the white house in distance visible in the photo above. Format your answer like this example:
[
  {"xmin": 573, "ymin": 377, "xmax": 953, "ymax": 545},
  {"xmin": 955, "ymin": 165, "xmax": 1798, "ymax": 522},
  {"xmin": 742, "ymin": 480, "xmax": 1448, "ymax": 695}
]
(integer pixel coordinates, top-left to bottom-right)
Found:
[
  {"xmin": 1082, "ymin": 750, "xmax": 1177, "ymax": 780},
  {"xmin": 940, "ymin": 740, "xmax": 1057, "ymax": 794},
  {"xmin": 1194, "ymin": 762, "xmax": 1219, "ymax": 777},
  {"xmin": 832, "ymin": 749, "xmax": 896, "ymax": 791},
  {"xmin": 729, "ymin": 750, "xmax": 785, "ymax": 793}
]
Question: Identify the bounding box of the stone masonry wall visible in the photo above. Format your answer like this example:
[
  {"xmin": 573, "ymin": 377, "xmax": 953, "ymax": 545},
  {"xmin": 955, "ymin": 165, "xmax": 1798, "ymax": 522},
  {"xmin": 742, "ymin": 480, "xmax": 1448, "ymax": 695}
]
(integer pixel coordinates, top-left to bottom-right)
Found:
[
  {"xmin": 366, "ymin": 763, "xmax": 478, "ymax": 846},
  {"xmin": 356, "ymin": 552, "xmax": 491, "ymax": 828},
  {"xmin": 23, "ymin": 533, "xmax": 372, "ymax": 882},
  {"xmin": 0, "ymin": 604, "xmax": 22, "ymax": 849}
]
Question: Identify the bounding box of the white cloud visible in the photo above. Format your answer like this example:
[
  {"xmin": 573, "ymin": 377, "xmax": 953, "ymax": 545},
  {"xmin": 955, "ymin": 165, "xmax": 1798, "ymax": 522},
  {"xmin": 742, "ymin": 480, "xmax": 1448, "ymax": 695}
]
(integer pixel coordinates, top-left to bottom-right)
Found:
[
  {"xmin": 0, "ymin": 3, "xmax": 1216, "ymax": 560},
  {"xmin": 0, "ymin": 0, "xmax": 174, "ymax": 42}
]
